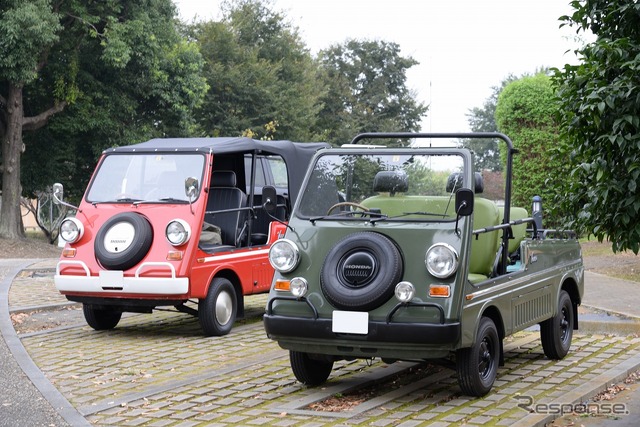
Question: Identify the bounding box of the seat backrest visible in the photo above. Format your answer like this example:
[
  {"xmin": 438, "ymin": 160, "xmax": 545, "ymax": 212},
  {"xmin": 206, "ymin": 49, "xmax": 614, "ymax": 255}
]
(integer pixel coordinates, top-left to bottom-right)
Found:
[
  {"xmin": 498, "ymin": 206, "xmax": 529, "ymax": 254},
  {"xmin": 468, "ymin": 197, "xmax": 500, "ymax": 277},
  {"xmin": 205, "ymin": 171, "xmax": 248, "ymax": 246},
  {"xmin": 251, "ymin": 194, "xmax": 287, "ymax": 244},
  {"xmin": 446, "ymin": 172, "xmax": 484, "ymax": 194},
  {"xmin": 373, "ymin": 170, "xmax": 409, "ymax": 195}
]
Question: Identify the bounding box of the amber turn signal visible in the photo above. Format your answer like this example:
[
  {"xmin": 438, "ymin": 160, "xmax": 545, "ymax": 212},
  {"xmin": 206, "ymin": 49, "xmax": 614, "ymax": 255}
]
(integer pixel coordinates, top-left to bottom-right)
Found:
[
  {"xmin": 274, "ymin": 279, "xmax": 290, "ymax": 291},
  {"xmin": 429, "ymin": 284, "xmax": 450, "ymax": 298},
  {"xmin": 166, "ymin": 251, "xmax": 183, "ymax": 261},
  {"xmin": 62, "ymin": 248, "xmax": 76, "ymax": 258}
]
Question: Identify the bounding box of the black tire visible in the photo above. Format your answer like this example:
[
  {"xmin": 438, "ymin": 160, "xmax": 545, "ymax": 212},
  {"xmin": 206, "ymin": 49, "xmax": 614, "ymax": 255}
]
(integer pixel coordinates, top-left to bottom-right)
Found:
[
  {"xmin": 540, "ymin": 290, "xmax": 574, "ymax": 359},
  {"xmin": 94, "ymin": 212, "xmax": 153, "ymax": 271},
  {"xmin": 199, "ymin": 278, "xmax": 237, "ymax": 337},
  {"xmin": 456, "ymin": 317, "xmax": 500, "ymax": 397},
  {"xmin": 290, "ymin": 351, "xmax": 334, "ymax": 386},
  {"xmin": 320, "ymin": 232, "xmax": 403, "ymax": 311},
  {"xmin": 83, "ymin": 304, "xmax": 122, "ymax": 330}
]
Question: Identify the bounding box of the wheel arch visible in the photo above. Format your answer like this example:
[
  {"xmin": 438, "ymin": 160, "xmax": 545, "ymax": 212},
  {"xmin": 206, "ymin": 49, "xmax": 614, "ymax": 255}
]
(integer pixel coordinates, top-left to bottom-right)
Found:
[
  {"xmin": 561, "ymin": 277, "xmax": 581, "ymax": 330},
  {"xmin": 480, "ymin": 305, "xmax": 505, "ymax": 341},
  {"xmin": 480, "ymin": 305, "xmax": 505, "ymax": 366},
  {"xmin": 206, "ymin": 268, "xmax": 245, "ymax": 318},
  {"xmin": 561, "ymin": 277, "xmax": 581, "ymax": 305}
]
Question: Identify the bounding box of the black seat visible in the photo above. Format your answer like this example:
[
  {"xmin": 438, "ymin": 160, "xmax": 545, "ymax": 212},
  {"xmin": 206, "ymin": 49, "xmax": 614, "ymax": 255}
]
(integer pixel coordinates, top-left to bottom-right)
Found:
[
  {"xmin": 373, "ymin": 170, "xmax": 409, "ymax": 195},
  {"xmin": 202, "ymin": 171, "xmax": 248, "ymax": 250},
  {"xmin": 251, "ymin": 194, "xmax": 288, "ymax": 245},
  {"xmin": 446, "ymin": 172, "xmax": 484, "ymax": 194}
]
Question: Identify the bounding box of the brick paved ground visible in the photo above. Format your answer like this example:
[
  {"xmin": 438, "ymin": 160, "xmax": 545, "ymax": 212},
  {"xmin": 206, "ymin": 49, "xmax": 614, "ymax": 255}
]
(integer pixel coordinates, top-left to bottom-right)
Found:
[{"xmin": 8, "ymin": 265, "xmax": 640, "ymax": 427}]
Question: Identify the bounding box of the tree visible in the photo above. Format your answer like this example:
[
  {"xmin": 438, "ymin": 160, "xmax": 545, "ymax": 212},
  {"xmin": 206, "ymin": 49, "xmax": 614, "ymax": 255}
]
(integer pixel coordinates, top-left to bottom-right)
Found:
[
  {"xmin": 315, "ymin": 39, "xmax": 428, "ymax": 146},
  {"xmin": 495, "ymin": 73, "xmax": 564, "ymax": 223},
  {"xmin": 0, "ymin": 0, "xmax": 207, "ymax": 237},
  {"xmin": 192, "ymin": 0, "xmax": 323, "ymax": 141},
  {"xmin": 0, "ymin": 0, "xmax": 63, "ymax": 239},
  {"xmin": 552, "ymin": 0, "xmax": 640, "ymax": 253},
  {"xmin": 462, "ymin": 75, "xmax": 518, "ymax": 172}
]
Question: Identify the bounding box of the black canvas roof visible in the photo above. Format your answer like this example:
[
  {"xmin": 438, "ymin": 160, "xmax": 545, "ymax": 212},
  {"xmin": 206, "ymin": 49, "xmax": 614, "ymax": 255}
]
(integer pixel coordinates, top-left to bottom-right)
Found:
[
  {"xmin": 107, "ymin": 137, "xmax": 327, "ymax": 155},
  {"xmin": 105, "ymin": 137, "xmax": 329, "ymax": 205}
]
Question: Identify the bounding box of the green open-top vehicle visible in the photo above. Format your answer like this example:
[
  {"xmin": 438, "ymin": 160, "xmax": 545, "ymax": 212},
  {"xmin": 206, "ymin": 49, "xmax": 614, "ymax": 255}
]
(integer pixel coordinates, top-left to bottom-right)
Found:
[{"xmin": 263, "ymin": 132, "xmax": 584, "ymax": 396}]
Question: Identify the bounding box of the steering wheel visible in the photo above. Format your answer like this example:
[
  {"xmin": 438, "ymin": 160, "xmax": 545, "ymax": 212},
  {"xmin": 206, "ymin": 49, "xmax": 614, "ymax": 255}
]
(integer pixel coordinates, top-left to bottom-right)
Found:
[{"xmin": 327, "ymin": 201, "xmax": 369, "ymax": 215}]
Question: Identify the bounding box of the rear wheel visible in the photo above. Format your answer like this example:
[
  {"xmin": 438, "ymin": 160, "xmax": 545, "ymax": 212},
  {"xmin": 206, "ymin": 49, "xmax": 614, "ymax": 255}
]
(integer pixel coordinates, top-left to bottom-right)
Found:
[
  {"xmin": 83, "ymin": 304, "xmax": 122, "ymax": 330},
  {"xmin": 540, "ymin": 290, "xmax": 573, "ymax": 359},
  {"xmin": 290, "ymin": 351, "xmax": 334, "ymax": 386},
  {"xmin": 456, "ymin": 317, "xmax": 500, "ymax": 397},
  {"xmin": 199, "ymin": 278, "xmax": 237, "ymax": 336}
]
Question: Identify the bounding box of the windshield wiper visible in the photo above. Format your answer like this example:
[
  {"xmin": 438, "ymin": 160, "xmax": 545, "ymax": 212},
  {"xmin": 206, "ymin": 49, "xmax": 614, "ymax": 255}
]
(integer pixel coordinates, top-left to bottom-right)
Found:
[
  {"xmin": 309, "ymin": 210, "xmax": 387, "ymax": 224},
  {"xmin": 133, "ymin": 197, "xmax": 189, "ymax": 205},
  {"xmin": 112, "ymin": 197, "xmax": 143, "ymax": 203},
  {"xmin": 369, "ymin": 211, "xmax": 447, "ymax": 224},
  {"xmin": 402, "ymin": 211, "xmax": 447, "ymax": 217}
]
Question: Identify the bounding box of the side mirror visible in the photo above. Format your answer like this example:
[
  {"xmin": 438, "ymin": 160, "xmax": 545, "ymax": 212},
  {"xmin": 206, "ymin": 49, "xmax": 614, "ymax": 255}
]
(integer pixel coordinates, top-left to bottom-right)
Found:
[
  {"xmin": 51, "ymin": 182, "xmax": 79, "ymax": 210},
  {"xmin": 52, "ymin": 183, "xmax": 64, "ymax": 205},
  {"xmin": 185, "ymin": 177, "xmax": 199, "ymax": 200},
  {"xmin": 262, "ymin": 185, "xmax": 277, "ymax": 213},
  {"xmin": 455, "ymin": 188, "xmax": 474, "ymax": 216}
]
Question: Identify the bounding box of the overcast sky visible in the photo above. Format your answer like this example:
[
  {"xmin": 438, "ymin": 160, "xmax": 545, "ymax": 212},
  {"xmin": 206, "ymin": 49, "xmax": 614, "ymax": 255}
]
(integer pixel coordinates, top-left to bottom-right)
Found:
[{"xmin": 174, "ymin": 0, "xmax": 585, "ymax": 135}]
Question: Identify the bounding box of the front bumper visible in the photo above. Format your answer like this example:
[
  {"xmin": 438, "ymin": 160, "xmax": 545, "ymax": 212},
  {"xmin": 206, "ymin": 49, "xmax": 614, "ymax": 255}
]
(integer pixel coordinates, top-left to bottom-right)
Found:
[
  {"xmin": 55, "ymin": 260, "xmax": 189, "ymax": 295},
  {"xmin": 263, "ymin": 296, "xmax": 460, "ymax": 345}
]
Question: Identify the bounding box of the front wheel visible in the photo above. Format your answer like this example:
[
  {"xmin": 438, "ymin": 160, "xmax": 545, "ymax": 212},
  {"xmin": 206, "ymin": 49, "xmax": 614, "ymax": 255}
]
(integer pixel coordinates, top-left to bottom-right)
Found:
[
  {"xmin": 83, "ymin": 304, "xmax": 122, "ymax": 330},
  {"xmin": 456, "ymin": 316, "xmax": 500, "ymax": 397},
  {"xmin": 290, "ymin": 351, "xmax": 334, "ymax": 386},
  {"xmin": 540, "ymin": 290, "xmax": 574, "ymax": 359},
  {"xmin": 199, "ymin": 278, "xmax": 237, "ymax": 337}
]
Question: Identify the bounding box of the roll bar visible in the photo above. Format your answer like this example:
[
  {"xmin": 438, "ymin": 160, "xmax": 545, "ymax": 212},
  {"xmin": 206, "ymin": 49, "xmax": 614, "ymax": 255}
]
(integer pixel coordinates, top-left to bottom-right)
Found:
[{"xmin": 350, "ymin": 132, "xmax": 518, "ymax": 276}]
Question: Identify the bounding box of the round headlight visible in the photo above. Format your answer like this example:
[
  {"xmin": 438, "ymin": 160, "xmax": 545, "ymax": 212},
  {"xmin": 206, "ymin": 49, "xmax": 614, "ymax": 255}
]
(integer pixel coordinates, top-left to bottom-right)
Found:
[
  {"xmin": 395, "ymin": 281, "xmax": 415, "ymax": 303},
  {"xmin": 166, "ymin": 219, "xmax": 191, "ymax": 246},
  {"xmin": 59, "ymin": 218, "xmax": 84, "ymax": 243},
  {"xmin": 290, "ymin": 277, "xmax": 308, "ymax": 298},
  {"xmin": 425, "ymin": 243, "xmax": 459, "ymax": 279},
  {"xmin": 269, "ymin": 239, "xmax": 300, "ymax": 273}
]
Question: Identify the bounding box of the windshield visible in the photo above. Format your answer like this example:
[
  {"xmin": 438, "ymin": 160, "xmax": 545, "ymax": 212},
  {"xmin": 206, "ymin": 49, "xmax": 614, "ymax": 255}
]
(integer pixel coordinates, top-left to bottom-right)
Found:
[
  {"xmin": 86, "ymin": 153, "xmax": 205, "ymax": 203},
  {"xmin": 297, "ymin": 152, "xmax": 466, "ymax": 221}
]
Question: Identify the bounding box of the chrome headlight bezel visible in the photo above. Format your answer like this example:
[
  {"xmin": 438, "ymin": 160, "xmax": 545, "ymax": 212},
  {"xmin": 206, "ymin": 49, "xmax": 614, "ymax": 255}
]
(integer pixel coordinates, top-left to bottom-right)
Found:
[
  {"xmin": 395, "ymin": 281, "xmax": 415, "ymax": 303},
  {"xmin": 269, "ymin": 239, "xmax": 300, "ymax": 273},
  {"xmin": 289, "ymin": 277, "xmax": 308, "ymax": 297},
  {"xmin": 166, "ymin": 219, "xmax": 191, "ymax": 246},
  {"xmin": 59, "ymin": 218, "xmax": 84, "ymax": 244},
  {"xmin": 425, "ymin": 243, "xmax": 459, "ymax": 279}
]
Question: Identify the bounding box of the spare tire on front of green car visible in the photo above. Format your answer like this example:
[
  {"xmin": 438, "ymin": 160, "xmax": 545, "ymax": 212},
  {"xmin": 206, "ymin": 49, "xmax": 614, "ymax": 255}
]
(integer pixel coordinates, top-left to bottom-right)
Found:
[
  {"xmin": 94, "ymin": 212, "xmax": 153, "ymax": 271},
  {"xmin": 320, "ymin": 232, "xmax": 403, "ymax": 312}
]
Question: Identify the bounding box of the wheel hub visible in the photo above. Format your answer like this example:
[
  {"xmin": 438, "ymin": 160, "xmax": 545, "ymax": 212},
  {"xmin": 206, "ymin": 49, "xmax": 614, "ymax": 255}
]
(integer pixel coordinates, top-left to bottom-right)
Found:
[
  {"xmin": 215, "ymin": 291, "xmax": 233, "ymax": 325},
  {"xmin": 340, "ymin": 251, "xmax": 377, "ymax": 287}
]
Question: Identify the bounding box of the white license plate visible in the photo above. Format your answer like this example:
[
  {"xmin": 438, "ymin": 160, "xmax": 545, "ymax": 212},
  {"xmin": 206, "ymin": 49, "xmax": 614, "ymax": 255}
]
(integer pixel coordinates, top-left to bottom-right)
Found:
[
  {"xmin": 99, "ymin": 270, "xmax": 124, "ymax": 288},
  {"xmin": 332, "ymin": 310, "xmax": 369, "ymax": 334}
]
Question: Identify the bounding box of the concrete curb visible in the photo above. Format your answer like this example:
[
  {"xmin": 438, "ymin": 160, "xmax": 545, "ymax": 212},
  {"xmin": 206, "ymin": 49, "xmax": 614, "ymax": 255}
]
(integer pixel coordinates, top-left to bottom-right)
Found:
[
  {"xmin": 513, "ymin": 351, "xmax": 640, "ymax": 427},
  {"xmin": 0, "ymin": 259, "xmax": 89, "ymax": 427},
  {"xmin": 9, "ymin": 301, "xmax": 80, "ymax": 314}
]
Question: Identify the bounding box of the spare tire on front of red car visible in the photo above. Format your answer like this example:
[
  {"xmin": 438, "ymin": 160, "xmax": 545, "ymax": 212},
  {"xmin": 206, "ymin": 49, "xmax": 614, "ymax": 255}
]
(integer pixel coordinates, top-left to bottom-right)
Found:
[{"xmin": 94, "ymin": 212, "xmax": 153, "ymax": 271}]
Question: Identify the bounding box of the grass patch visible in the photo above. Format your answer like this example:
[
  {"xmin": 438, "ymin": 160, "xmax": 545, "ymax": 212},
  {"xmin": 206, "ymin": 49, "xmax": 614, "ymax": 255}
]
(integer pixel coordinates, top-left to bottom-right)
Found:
[{"xmin": 580, "ymin": 239, "xmax": 615, "ymax": 257}]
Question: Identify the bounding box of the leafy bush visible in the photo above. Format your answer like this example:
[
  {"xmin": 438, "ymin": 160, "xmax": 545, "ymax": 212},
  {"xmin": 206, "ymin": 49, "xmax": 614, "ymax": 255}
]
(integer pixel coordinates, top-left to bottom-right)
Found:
[
  {"xmin": 552, "ymin": 0, "xmax": 640, "ymax": 253},
  {"xmin": 495, "ymin": 73, "xmax": 564, "ymax": 223}
]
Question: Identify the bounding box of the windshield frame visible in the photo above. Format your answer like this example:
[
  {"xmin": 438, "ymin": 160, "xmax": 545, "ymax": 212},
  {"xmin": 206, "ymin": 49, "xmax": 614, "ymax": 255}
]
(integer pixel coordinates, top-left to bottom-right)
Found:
[
  {"xmin": 85, "ymin": 152, "xmax": 207, "ymax": 204},
  {"xmin": 294, "ymin": 147, "xmax": 474, "ymax": 223}
]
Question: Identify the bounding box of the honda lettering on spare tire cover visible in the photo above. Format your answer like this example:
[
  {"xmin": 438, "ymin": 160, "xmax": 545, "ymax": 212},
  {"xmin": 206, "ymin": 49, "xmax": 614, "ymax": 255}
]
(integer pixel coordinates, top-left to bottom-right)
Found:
[
  {"xmin": 320, "ymin": 232, "xmax": 403, "ymax": 311},
  {"xmin": 94, "ymin": 212, "xmax": 153, "ymax": 270}
]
